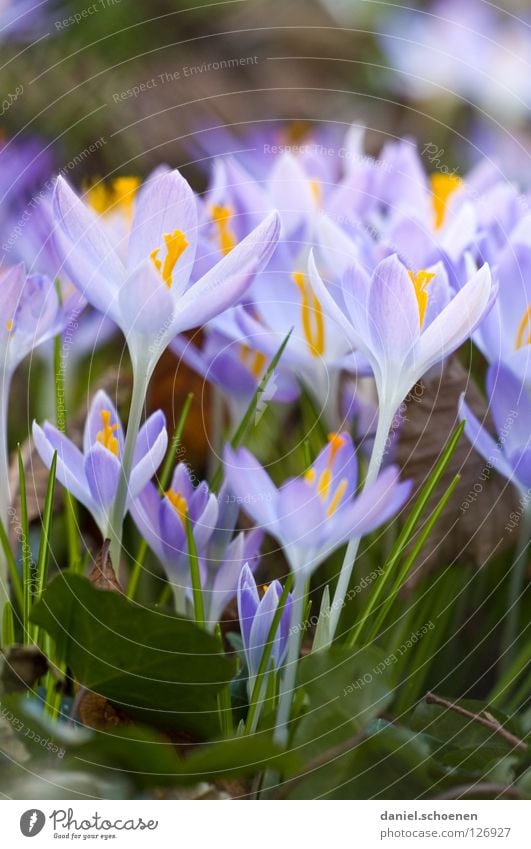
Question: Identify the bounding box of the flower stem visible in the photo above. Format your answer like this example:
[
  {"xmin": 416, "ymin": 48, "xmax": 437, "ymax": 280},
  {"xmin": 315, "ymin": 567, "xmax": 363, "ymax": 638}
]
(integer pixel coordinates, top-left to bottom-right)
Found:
[
  {"xmin": 500, "ymin": 501, "xmax": 531, "ymax": 674},
  {"xmin": 108, "ymin": 363, "xmax": 149, "ymax": 571},
  {"xmin": 0, "ymin": 373, "xmax": 12, "ymax": 640},
  {"xmin": 273, "ymin": 574, "xmax": 308, "ymax": 748},
  {"xmin": 328, "ymin": 405, "xmax": 396, "ymax": 641}
]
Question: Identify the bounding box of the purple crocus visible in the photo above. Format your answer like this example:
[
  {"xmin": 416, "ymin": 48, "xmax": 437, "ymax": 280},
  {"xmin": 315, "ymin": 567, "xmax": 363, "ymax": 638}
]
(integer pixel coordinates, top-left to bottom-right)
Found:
[
  {"xmin": 237, "ymin": 563, "xmax": 292, "ymax": 690},
  {"xmin": 33, "ymin": 390, "xmax": 167, "ymax": 538},
  {"xmin": 459, "ymin": 363, "xmax": 531, "ymax": 497},
  {"xmin": 130, "ymin": 463, "xmax": 219, "ymax": 614},
  {"xmin": 131, "ymin": 471, "xmax": 263, "ymax": 626},
  {"xmin": 224, "ymin": 432, "xmax": 411, "ymax": 578},
  {"xmin": 52, "ymin": 169, "xmax": 280, "ymax": 376}
]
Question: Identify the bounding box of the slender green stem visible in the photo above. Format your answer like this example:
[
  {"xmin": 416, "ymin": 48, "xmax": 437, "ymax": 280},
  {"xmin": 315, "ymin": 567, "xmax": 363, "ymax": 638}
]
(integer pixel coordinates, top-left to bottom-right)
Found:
[
  {"xmin": 273, "ymin": 574, "xmax": 308, "ymax": 747},
  {"xmin": 185, "ymin": 510, "xmax": 205, "ymax": 627},
  {"xmin": 500, "ymin": 502, "xmax": 531, "ymax": 673},
  {"xmin": 54, "ymin": 334, "xmax": 80, "ymax": 570},
  {"xmin": 2, "ymin": 601, "xmax": 14, "ymax": 647},
  {"xmin": 245, "ymin": 573, "xmax": 294, "ymax": 735},
  {"xmin": 108, "ymin": 362, "xmax": 150, "ymax": 570},
  {"xmin": 18, "ymin": 446, "xmax": 33, "ymax": 645},
  {"xmin": 328, "ymin": 406, "xmax": 395, "ymax": 640}
]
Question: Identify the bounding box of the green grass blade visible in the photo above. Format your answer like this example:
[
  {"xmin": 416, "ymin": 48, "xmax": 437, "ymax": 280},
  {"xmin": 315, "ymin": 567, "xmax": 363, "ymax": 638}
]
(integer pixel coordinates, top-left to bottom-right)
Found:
[
  {"xmin": 0, "ymin": 517, "xmax": 23, "ymax": 614},
  {"xmin": 363, "ymin": 473, "xmax": 461, "ymax": 646},
  {"xmin": 185, "ymin": 511, "xmax": 205, "ymax": 627},
  {"xmin": 2, "ymin": 601, "xmax": 15, "ymax": 648},
  {"xmin": 210, "ymin": 329, "xmax": 293, "ymax": 492},
  {"xmin": 346, "ymin": 422, "xmax": 465, "ymax": 648}
]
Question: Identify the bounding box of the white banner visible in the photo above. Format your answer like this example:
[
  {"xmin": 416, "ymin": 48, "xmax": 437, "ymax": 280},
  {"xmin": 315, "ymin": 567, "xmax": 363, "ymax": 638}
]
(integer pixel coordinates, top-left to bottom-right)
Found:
[{"xmin": 1, "ymin": 799, "xmax": 529, "ymax": 847}]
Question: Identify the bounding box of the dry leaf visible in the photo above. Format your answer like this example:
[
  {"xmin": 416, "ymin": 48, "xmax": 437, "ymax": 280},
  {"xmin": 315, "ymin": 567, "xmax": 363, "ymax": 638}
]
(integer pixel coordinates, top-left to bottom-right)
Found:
[{"xmin": 396, "ymin": 357, "xmax": 517, "ymax": 586}]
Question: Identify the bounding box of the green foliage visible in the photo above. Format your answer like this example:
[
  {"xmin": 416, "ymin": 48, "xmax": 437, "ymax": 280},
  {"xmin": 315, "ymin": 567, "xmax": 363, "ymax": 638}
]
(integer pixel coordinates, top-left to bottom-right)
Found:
[{"xmin": 30, "ymin": 574, "xmax": 235, "ymax": 737}]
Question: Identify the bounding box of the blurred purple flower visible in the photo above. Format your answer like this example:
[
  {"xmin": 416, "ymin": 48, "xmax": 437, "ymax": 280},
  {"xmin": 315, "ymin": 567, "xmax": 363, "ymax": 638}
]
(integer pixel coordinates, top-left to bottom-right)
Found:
[{"xmin": 459, "ymin": 363, "xmax": 531, "ymax": 496}]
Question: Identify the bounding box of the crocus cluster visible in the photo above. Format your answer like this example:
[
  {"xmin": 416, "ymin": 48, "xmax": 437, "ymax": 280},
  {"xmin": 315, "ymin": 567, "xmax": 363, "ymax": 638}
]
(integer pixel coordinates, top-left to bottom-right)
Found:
[{"xmin": 0, "ymin": 118, "xmax": 528, "ymax": 745}]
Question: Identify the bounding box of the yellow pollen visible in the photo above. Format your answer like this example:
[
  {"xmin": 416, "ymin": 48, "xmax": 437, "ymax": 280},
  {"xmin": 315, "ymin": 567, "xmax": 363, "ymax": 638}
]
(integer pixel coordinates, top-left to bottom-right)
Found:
[
  {"xmin": 239, "ymin": 344, "xmax": 268, "ymax": 379},
  {"xmin": 262, "ymin": 584, "xmax": 269, "ymax": 596},
  {"xmin": 211, "ymin": 204, "xmax": 237, "ymax": 256},
  {"xmin": 292, "ymin": 270, "xmax": 325, "ymax": 356},
  {"xmin": 515, "ymin": 305, "xmax": 531, "ymax": 349},
  {"xmin": 150, "ymin": 229, "xmax": 189, "ymax": 288},
  {"xmin": 430, "ymin": 172, "xmax": 462, "ymax": 230},
  {"xmin": 310, "ymin": 179, "xmax": 322, "ymax": 206},
  {"xmin": 165, "ymin": 489, "xmax": 188, "ymax": 525},
  {"xmin": 86, "ymin": 176, "xmax": 140, "ymax": 219},
  {"xmin": 327, "ymin": 479, "xmax": 348, "ymax": 517},
  {"xmin": 304, "ymin": 467, "xmax": 316, "ymax": 485},
  {"xmin": 6, "ymin": 319, "xmax": 13, "ymax": 332},
  {"xmin": 317, "ymin": 467, "xmax": 332, "ymax": 501},
  {"xmin": 327, "ymin": 432, "xmax": 346, "ymax": 465},
  {"xmin": 96, "ymin": 410, "xmax": 119, "ymax": 456},
  {"xmin": 408, "ymin": 269, "xmax": 435, "ymax": 328}
]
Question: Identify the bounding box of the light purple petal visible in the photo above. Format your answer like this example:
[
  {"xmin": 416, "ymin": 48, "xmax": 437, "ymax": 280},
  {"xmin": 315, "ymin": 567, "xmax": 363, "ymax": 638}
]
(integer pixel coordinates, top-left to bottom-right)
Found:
[
  {"xmin": 127, "ymin": 169, "xmax": 198, "ymax": 293},
  {"xmin": 84, "ymin": 443, "xmax": 121, "ymax": 511},
  {"xmin": 130, "ymin": 410, "xmax": 168, "ymax": 499},
  {"xmin": 223, "ymin": 446, "xmax": 278, "ymax": 528},
  {"xmin": 32, "ymin": 421, "xmax": 94, "ymax": 514},
  {"xmin": 368, "ymin": 255, "xmax": 420, "ymax": 361},
  {"xmin": 458, "ymin": 394, "xmax": 515, "ymax": 483},
  {"xmin": 171, "ymin": 211, "xmax": 280, "ymax": 333}
]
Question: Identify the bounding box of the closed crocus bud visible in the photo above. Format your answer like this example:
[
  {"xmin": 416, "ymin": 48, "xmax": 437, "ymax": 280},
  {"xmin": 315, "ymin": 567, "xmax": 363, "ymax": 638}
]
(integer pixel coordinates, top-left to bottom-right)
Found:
[{"xmin": 237, "ymin": 563, "xmax": 292, "ymax": 692}]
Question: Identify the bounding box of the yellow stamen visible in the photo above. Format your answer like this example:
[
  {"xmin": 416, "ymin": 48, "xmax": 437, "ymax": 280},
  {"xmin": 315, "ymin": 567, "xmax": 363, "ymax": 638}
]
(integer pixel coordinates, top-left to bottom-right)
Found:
[
  {"xmin": 86, "ymin": 176, "xmax": 140, "ymax": 219},
  {"xmin": 318, "ymin": 467, "xmax": 332, "ymax": 501},
  {"xmin": 327, "ymin": 479, "xmax": 348, "ymax": 517},
  {"xmin": 165, "ymin": 489, "xmax": 188, "ymax": 525},
  {"xmin": 150, "ymin": 229, "xmax": 189, "ymax": 288},
  {"xmin": 430, "ymin": 172, "xmax": 462, "ymax": 230},
  {"xmin": 6, "ymin": 319, "xmax": 13, "ymax": 332},
  {"xmin": 292, "ymin": 270, "xmax": 325, "ymax": 356},
  {"xmin": 327, "ymin": 432, "xmax": 346, "ymax": 465},
  {"xmin": 262, "ymin": 584, "xmax": 269, "ymax": 596},
  {"xmin": 211, "ymin": 204, "xmax": 237, "ymax": 256},
  {"xmin": 515, "ymin": 305, "xmax": 531, "ymax": 349},
  {"xmin": 310, "ymin": 179, "xmax": 322, "ymax": 206},
  {"xmin": 239, "ymin": 345, "xmax": 267, "ymax": 379},
  {"xmin": 408, "ymin": 269, "xmax": 435, "ymax": 328},
  {"xmin": 96, "ymin": 410, "xmax": 119, "ymax": 456},
  {"xmin": 304, "ymin": 467, "xmax": 316, "ymax": 485}
]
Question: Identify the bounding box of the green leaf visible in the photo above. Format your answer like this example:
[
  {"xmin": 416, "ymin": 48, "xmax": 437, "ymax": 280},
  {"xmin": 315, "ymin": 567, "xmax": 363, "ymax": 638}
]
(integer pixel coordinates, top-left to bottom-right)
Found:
[
  {"xmin": 329, "ymin": 723, "xmax": 434, "ymax": 800},
  {"xmin": 30, "ymin": 574, "xmax": 235, "ymax": 737},
  {"xmin": 285, "ymin": 646, "xmax": 395, "ymax": 796}
]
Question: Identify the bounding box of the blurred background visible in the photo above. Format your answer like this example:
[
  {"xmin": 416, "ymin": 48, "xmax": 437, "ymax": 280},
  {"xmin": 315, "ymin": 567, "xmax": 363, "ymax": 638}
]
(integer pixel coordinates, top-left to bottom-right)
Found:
[{"xmin": 2, "ymin": 0, "xmax": 531, "ymax": 184}]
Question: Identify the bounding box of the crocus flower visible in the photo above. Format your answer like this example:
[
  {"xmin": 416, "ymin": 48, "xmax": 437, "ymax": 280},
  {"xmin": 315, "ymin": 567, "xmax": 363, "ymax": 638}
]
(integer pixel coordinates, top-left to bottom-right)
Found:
[
  {"xmin": 459, "ymin": 363, "xmax": 531, "ymax": 497},
  {"xmin": 130, "ymin": 463, "xmax": 219, "ymax": 613},
  {"xmin": 131, "ymin": 470, "xmax": 263, "ymax": 624},
  {"xmin": 224, "ymin": 432, "xmax": 411, "ymax": 578},
  {"xmin": 32, "ymin": 390, "xmax": 167, "ymax": 538},
  {"xmin": 474, "ymin": 240, "xmax": 531, "ymax": 387},
  {"xmin": 198, "ymin": 483, "xmax": 264, "ymax": 627},
  {"xmin": 238, "ymin": 563, "xmax": 292, "ymax": 691},
  {"xmin": 52, "ymin": 169, "xmax": 280, "ymax": 376},
  {"xmin": 307, "ymin": 252, "xmax": 495, "ymax": 462}
]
